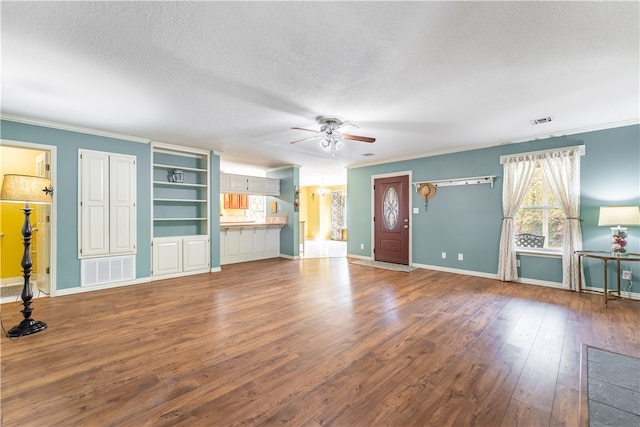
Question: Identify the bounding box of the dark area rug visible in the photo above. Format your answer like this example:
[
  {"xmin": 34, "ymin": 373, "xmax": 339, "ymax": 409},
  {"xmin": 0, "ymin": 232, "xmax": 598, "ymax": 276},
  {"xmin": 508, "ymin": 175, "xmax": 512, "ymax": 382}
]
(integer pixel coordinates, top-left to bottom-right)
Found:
[
  {"xmin": 587, "ymin": 347, "xmax": 640, "ymax": 426},
  {"xmin": 351, "ymin": 260, "xmax": 417, "ymax": 272}
]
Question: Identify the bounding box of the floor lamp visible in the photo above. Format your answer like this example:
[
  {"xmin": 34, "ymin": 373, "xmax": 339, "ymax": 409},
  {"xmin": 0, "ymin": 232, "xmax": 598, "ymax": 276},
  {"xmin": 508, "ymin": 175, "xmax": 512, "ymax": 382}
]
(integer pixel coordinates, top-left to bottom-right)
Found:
[{"xmin": 1, "ymin": 174, "xmax": 53, "ymax": 337}]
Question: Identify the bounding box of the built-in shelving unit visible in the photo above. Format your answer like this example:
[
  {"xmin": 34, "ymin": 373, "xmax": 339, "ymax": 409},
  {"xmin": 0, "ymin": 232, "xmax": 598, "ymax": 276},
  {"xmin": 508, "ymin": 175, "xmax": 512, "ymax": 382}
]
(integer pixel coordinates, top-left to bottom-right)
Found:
[{"xmin": 151, "ymin": 142, "xmax": 211, "ymax": 278}]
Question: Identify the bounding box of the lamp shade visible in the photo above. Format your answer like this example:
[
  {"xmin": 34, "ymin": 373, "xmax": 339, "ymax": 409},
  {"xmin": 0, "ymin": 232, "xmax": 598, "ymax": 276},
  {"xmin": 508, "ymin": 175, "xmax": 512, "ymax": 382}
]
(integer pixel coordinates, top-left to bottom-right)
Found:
[
  {"xmin": 598, "ymin": 206, "xmax": 640, "ymax": 226},
  {"xmin": 1, "ymin": 174, "xmax": 53, "ymax": 204}
]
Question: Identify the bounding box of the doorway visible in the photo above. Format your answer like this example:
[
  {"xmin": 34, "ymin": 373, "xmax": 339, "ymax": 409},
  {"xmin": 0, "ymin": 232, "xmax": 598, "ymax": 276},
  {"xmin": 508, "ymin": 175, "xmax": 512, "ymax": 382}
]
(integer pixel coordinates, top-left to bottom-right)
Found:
[
  {"xmin": 1, "ymin": 143, "xmax": 55, "ymax": 303},
  {"xmin": 299, "ymin": 185, "xmax": 348, "ymax": 258},
  {"xmin": 373, "ymin": 174, "xmax": 410, "ymax": 265}
]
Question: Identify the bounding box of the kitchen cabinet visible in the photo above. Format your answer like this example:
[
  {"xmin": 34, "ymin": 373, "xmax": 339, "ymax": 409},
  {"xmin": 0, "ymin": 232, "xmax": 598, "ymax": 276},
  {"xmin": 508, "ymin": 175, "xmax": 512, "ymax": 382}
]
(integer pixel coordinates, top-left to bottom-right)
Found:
[
  {"xmin": 220, "ymin": 224, "xmax": 282, "ymax": 265},
  {"xmin": 220, "ymin": 173, "xmax": 280, "ymax": 196},
  {"xmin": 223, "ymin": 193, "xmax": 249, "ymax": 209}
]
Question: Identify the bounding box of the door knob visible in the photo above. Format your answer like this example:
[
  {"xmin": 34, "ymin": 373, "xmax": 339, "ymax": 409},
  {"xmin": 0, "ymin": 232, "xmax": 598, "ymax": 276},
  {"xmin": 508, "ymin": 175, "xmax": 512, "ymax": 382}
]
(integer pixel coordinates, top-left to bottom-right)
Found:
[{"xmin": 403, "ymin": 225, "xmax": 409, "ymax": 229}]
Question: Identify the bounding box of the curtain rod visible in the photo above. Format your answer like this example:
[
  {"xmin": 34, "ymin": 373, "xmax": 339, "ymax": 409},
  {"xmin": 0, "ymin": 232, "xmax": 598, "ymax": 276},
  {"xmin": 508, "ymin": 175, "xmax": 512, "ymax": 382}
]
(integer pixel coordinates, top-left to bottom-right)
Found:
[{"xmin": 499, "ymin": 145, "xmax": 585, "ymax": 164}]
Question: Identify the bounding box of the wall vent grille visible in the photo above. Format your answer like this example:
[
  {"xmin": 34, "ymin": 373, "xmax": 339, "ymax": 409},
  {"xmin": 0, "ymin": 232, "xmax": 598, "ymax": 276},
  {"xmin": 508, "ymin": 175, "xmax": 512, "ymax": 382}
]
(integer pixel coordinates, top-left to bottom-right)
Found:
[
  {"xmin": 530, "ymin": 116, "xmax": 553, "ymax": 125},
  {"xmin": 81, "ymin": 255, "xmax": 135, "ymax": 287}
]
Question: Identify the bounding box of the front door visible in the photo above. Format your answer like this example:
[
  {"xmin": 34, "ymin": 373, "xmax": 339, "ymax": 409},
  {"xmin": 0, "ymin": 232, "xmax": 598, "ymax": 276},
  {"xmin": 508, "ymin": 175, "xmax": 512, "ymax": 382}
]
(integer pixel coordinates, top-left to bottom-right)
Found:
[{"xmin": 374, "ymin": 175, "xmax": 410, "ymax": 265}]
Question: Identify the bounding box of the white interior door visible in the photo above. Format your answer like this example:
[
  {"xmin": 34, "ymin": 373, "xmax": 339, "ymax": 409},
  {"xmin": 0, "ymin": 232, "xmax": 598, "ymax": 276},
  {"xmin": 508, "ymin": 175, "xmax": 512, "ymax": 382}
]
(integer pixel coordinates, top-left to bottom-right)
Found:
[{"xmin": 35, "ymin": 152, "xmax": 51, "ymax": 294}]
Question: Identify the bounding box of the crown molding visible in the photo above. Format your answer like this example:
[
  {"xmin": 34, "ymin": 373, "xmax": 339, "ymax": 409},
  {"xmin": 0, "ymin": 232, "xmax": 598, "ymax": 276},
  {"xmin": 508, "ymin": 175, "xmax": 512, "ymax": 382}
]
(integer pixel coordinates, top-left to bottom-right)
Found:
[
  {"xmin": 0, "ymin": 114, "xmax": 151, "ymax": 144},
  {"xmin": 347, "ymin": 118, "xmax": 639, "ymax": 170}
]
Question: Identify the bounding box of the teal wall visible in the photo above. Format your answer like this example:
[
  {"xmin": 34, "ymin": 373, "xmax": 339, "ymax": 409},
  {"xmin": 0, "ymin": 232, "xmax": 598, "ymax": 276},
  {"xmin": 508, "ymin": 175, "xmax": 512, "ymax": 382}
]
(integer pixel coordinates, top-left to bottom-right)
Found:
[
  {"xmin": 2, "ymin": 117, "xmax": 637, "ymax": 293},
  {"xmin": 267, "ymin": 167, "xmax": 300, "ymax": 257},
  {"xmin": 210, "ymin": 153, "xmax": 221, "ymax": 269},
  {"xmin": 347, "ymin": 124, "xmax": 640, "ymax": 289},
  {"xmin": 1, "ymin": 119, "xmax": 152, "ymax": 290}
]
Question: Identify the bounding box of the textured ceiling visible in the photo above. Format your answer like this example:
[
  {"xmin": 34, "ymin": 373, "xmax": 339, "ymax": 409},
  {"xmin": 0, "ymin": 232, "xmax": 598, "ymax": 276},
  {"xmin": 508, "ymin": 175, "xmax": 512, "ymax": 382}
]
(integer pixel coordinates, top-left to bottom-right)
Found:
[{"xmin": 1, "ymin": 1, "xmax": 638, "ymax": 185}]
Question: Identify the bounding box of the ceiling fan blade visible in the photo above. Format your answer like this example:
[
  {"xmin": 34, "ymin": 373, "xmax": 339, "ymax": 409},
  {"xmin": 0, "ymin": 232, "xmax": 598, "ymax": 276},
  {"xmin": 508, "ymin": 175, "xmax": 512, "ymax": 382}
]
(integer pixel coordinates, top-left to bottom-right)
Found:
[
  {"xmin": 336, "ymin": 122, "xmax": 359, "ymax": 131},
  {"xmin": 343, "ymin": 134, "xmax": 375, "ymax": 143},
  {"xmin": 290, "ymin": 135, "xmax": 323, "ymax": 144},
  {"xmin": 291, "ymin": 127, "xmax": 320, "ymax": 134}
]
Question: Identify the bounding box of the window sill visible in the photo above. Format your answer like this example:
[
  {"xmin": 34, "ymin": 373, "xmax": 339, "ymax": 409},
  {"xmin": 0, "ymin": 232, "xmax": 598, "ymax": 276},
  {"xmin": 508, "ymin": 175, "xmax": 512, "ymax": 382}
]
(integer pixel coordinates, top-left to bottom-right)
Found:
[{"xmin": 516, "ymin": 248, "xmax": 562, "ymax": 258}]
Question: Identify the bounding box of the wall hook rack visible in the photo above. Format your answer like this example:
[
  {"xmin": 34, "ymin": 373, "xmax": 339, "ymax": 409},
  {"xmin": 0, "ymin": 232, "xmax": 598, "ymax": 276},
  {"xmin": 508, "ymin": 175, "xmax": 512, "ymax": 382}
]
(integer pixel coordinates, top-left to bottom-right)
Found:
[{"xmin": 413, "ymin": 175, "xmax": 496, "ymax": 190}]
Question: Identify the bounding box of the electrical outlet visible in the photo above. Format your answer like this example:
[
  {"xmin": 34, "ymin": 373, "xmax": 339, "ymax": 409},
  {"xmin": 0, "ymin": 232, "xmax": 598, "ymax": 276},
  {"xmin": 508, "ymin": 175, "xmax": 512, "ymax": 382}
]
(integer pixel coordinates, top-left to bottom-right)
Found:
[
  {"xmin": 360, "ymin": 243, "xmax": 364, "ymax": 250},
  {"xmin": 441, "ymin": 252, "xmax": 446, "ymax": 259},
  {"xmin": 458, "ymin": 253, "xmax": 463, "ymax": 261},
  {"xmin": 413, "ymin": 207, "xmax": 419, "ymax": 214},
  {"xmin": 622, "ymin": 270, "xmax": 632, "ymax": 280},
  {"xmin": 517, "ymin": 259, "xmax": 521, "ymax": 267}
]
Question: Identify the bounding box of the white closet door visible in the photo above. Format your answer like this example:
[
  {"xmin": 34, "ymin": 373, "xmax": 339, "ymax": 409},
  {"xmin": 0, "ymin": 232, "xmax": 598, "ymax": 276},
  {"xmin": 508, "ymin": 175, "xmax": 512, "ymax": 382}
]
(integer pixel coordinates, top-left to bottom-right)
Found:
[
  {"xmin": 109, "ymin": 155, "xmax": 136, "ymax": 254},
  {"xmin": 80, "ymin": 151, "xmax": 109, "ymax": 257}
]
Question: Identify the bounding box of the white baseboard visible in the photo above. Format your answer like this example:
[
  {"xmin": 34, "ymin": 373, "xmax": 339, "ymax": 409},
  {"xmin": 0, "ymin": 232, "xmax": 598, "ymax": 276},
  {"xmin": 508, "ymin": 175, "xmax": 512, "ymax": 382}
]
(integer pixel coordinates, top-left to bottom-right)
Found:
[
  {"xmin": 347, "ymin": 253, "xmax": 371, "ymax": 261},
  {"xmin": 150, "ymin": 269, "xmax": 210, "ymax": 281},
  {"xmin": 210, "ymin": 267, "xmax": 222, "ymax": 273},
  {"xmin": 411, "ymin": 262, "xmax": 498, "ymax": 280},
  {"xmin": 512, "ymin": 277, "xmax": 566, "ymax": 289},
  {"xmin": 393, "ymin": 262, "xmax": 567, "ymax": 290},
  {"xmin": 583, "ymin": 285, "xmax": 640, "ymax": 300},
  {"xmin": 1, "ymin": 276, "xmax": 24, "ymax": 287}
]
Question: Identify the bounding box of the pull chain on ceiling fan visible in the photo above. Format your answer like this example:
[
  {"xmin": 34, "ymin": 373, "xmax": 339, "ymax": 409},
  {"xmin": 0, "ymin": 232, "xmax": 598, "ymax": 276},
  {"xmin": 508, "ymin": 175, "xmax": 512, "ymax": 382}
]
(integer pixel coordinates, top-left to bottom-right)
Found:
[{"xmin": 290, "ymin": 116, "xmax": 375, "ymax": 157}]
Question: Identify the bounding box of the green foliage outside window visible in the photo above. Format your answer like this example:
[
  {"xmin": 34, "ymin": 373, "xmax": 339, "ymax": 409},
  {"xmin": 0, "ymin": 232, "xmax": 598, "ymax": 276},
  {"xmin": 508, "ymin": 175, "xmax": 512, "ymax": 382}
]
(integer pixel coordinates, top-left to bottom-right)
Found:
[{"xmin": 514, "ymin": 167, "xmax": 564, "ymax": 249}]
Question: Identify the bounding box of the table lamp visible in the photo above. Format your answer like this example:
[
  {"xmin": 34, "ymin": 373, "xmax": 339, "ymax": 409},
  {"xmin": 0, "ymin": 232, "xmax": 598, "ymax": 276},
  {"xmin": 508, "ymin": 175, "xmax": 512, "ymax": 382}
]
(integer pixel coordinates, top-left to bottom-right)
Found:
[
  {"xmin": 1, "ymin": 174, "xmax": 53, "ymax": 337},
  {"xmin": 598, "ymin": 206, "xmax": 640, "ymax": 256}
]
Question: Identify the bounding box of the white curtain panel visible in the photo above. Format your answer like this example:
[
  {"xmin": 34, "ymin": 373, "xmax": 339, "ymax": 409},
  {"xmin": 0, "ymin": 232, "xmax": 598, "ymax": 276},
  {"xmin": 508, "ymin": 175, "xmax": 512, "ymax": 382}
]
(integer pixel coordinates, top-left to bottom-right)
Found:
[
  {"xmin": 330, "ymin": 191, "xmax": 346, "ymax": 240},
  {"xmin": 497, "ymin": 156, "xmax": 537, "ymax": 281},
  {"xmin": 538, "ymin": 148, "xmax": 583, "ymax": 290}
]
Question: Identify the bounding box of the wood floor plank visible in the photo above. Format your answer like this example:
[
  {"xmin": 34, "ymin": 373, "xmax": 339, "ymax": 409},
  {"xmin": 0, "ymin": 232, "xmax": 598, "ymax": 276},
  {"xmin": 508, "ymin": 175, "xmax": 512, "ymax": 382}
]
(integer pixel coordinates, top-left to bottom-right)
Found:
[{"xmin": 1, "ymin": 257, "xmax": 639, "ymax": 426}]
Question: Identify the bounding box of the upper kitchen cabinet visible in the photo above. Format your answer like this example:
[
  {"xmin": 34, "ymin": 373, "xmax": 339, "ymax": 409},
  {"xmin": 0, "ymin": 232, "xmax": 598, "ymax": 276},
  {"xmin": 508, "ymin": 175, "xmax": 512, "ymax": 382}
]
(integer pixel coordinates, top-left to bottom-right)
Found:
[{"xmin": 220, "ymin": 173, "xmax": 280, "ymax": 196}]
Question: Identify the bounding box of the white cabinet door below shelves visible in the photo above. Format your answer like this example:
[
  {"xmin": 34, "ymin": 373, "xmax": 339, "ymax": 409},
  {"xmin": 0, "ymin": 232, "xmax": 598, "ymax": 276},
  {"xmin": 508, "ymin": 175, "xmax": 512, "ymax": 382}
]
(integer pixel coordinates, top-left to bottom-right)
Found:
[
  {"xmin": 153, "ymin": 238, "xmax": 182, "ymax": 276},
  {"xmin": 183, "ymin": 236, "xmax": 209, "ymax": 272}
]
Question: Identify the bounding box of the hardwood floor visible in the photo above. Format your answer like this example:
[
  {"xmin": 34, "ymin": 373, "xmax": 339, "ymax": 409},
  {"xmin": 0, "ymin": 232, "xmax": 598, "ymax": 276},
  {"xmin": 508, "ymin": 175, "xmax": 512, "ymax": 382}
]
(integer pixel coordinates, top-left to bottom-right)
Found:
[{"xmin": 1, "ymin": 257, "xmax": 638, "ymax": 426}]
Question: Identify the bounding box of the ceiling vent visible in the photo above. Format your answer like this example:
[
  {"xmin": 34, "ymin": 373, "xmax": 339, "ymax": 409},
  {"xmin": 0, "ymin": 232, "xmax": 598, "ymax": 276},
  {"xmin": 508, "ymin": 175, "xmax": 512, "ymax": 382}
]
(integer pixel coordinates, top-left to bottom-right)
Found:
[{"xmin": 530, "ymin": 116, "xmax": 553, "ymax": 125}]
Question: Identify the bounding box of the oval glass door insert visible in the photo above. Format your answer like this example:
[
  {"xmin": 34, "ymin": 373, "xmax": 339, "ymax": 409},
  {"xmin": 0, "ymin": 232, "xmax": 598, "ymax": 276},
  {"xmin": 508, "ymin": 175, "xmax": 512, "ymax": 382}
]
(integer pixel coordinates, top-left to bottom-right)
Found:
[{"xmin": 383, "ymin": 187, "xmax": 399, "ymax": 230}]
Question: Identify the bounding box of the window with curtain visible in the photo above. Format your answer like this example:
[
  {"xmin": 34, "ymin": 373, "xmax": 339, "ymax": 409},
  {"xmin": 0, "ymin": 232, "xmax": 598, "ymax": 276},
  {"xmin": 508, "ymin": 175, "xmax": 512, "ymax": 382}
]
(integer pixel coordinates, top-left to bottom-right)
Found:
[
  {"xmin": 514, "ymin": 166, "xmax": 564, "ymax": 249},
  {"xmin": 497, "ymin": 145, "xmax": 584, "ymax": 290}
]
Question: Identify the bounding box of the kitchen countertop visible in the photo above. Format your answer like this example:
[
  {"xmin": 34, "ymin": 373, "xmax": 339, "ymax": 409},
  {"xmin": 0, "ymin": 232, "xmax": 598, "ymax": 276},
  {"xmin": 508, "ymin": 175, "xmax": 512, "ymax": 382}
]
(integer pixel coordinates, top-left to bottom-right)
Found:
[
  {"xmin": 220, "ymin": 221, "xmax": 287, "ymax": 227},
  {"xmin": 220, "ymin": 215, "xmax": 288, "ymax": 228}
]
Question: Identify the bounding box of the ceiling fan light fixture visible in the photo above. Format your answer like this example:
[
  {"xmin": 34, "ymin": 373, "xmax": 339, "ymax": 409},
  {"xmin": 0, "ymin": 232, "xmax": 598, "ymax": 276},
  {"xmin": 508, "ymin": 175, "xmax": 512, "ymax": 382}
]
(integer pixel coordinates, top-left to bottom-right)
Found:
[{"xmin": 320, "ymin": 135, "xmax": 344, "ymax": 157}]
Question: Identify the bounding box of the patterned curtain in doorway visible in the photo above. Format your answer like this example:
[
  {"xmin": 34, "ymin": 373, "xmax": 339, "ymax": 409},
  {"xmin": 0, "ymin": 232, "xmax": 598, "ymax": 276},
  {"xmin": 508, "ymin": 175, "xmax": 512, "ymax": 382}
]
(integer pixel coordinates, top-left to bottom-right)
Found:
[{"xmin": 330, "ymin": 191, "xmax": 346, "ymax": 240}]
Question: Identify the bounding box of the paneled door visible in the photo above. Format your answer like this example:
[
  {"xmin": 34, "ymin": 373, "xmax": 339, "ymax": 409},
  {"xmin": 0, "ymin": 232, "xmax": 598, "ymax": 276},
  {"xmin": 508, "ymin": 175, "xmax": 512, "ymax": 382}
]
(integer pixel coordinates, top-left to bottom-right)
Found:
[
  {"xmin": 374, "ymin": 175, "xmax": 410, "ymax": 265},
  {"xmin": 35, "ymin": 152, "xmax": 51, "ymax": 294}
]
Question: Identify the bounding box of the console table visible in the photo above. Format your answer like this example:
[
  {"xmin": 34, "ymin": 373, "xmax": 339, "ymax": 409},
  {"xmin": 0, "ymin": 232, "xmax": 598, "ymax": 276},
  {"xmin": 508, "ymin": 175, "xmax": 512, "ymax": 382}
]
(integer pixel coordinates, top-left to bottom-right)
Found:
[{"xmin": 575, "ymin": 250, "xmax": 640, "ymax": 307}]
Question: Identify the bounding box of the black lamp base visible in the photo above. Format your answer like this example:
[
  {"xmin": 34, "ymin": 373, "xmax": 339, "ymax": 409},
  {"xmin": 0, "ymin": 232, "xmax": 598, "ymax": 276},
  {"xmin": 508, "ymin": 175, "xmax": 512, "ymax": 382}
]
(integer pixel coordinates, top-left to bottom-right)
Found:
[{"xmin": 7, "ymin": 318, "xmax": 47, "ymax": 338}]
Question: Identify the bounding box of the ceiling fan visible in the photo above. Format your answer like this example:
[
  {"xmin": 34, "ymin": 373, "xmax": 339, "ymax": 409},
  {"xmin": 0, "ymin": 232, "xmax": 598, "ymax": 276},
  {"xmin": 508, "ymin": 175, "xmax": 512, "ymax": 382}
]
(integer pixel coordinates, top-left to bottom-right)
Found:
[{"xmin": 290, "ymin": 116, "xmax": 375, "ymax": 157}]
